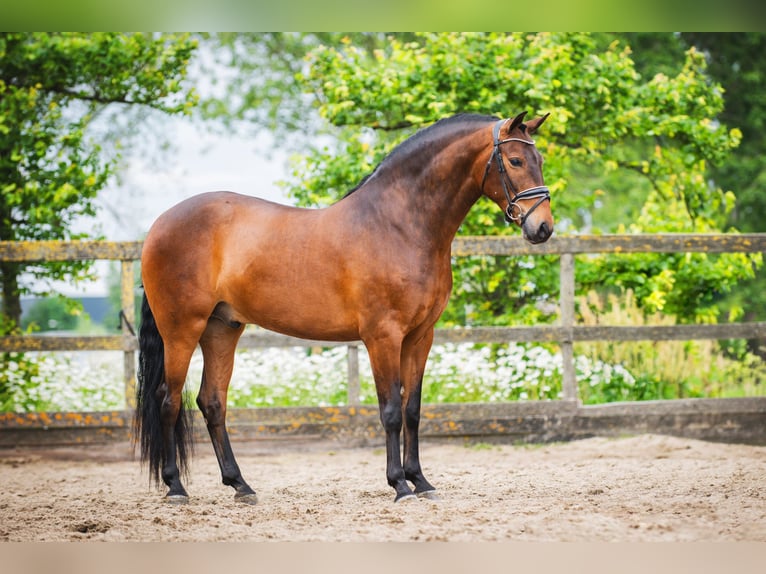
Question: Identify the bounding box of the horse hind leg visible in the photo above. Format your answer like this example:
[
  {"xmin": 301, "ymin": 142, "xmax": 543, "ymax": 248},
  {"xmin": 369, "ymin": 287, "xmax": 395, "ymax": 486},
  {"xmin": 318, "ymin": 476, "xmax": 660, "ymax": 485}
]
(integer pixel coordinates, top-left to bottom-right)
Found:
[
  {"xmin": 197, "ymin": 317, "xmax": 257, "ymax": 503},
  {"xmin": 157, "ymin": 332, "xmax": 206, "ymax": 503},
  {"xmin": 136, "ymin": 294, "xmax": 202, "ymax": 504}
]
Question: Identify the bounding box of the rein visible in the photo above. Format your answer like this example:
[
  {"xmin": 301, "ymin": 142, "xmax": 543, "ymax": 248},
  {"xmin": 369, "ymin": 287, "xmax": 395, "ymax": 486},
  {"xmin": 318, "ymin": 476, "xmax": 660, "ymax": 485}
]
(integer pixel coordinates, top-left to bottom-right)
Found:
[{"xmin": 481, "ymin": 119, "xmax": 550, "ymax": 225}]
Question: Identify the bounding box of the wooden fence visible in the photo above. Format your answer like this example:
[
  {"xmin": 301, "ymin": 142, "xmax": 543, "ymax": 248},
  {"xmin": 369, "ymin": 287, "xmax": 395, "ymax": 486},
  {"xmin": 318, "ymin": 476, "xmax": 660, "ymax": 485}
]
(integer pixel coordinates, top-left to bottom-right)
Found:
[{"xmin": 1, "ymin": 234, "xmax": 765, "ymax": 447}]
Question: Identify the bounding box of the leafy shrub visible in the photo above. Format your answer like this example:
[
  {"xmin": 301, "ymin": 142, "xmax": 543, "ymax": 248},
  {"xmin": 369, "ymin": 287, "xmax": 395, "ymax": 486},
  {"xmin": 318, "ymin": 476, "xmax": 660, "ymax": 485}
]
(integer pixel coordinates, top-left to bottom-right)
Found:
[{"xmin": 575, "ymin": 290, "xmax": 766, "ymax": 401}]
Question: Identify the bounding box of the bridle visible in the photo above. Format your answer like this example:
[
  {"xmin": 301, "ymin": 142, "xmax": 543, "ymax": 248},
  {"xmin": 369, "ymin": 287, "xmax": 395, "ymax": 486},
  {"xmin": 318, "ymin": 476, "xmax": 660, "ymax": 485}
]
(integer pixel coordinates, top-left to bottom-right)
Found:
[{"xmin": 481, "ymin": 119, "xmax": 550, "ymax": 225}]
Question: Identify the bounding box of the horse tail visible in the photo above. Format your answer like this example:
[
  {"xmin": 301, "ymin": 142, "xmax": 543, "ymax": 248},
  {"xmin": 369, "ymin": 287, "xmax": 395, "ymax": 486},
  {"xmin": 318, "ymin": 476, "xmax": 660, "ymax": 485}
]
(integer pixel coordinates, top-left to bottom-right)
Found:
[{"xmin": 134, "ymin": 292, "xmax": 193, "ymax": 485}]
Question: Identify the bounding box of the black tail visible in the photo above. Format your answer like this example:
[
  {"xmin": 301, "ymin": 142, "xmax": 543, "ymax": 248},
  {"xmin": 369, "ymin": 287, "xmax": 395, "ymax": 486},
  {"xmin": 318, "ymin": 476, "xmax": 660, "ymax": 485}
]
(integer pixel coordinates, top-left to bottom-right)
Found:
[{"xmin": 134, "ymin": 293, "xmax": 193, "ymax": 485}]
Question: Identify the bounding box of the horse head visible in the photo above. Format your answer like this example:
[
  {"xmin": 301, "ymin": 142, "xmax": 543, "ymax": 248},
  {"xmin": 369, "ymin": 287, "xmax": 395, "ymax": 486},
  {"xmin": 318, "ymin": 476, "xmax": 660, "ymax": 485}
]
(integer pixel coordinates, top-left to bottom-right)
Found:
[{"xmin": 481, "ymin": 111, "xmax": 554, "ymax": 244}]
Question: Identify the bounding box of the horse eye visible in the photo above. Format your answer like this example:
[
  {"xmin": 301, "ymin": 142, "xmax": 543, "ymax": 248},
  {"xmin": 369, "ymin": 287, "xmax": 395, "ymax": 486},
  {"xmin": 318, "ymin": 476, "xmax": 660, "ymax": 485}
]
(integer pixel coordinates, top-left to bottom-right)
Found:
[{"xmin": 510, "ymin": 158, "xmax": 523, "ymax": 167}]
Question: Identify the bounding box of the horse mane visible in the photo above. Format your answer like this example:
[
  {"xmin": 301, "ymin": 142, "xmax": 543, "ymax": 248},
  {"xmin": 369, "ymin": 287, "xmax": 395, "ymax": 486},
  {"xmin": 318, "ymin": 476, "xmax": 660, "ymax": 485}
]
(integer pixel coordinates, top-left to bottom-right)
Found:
[{"xmin": 342, "ymin": 113, "xmax": 499, "ymax": 199}]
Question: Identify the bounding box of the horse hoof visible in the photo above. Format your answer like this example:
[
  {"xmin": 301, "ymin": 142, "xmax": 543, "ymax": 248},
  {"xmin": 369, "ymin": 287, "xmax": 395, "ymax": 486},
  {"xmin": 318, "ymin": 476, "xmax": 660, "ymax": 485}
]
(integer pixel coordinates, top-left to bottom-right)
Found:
[
  {"xmin": 417, "ymin": 490, "xmax": 440, "ymax": 501},
  {"xmin": 165, "ymin": 494, "xmax": 189, "ymax": 505},
  {"xmin": 395, "ymin": 493, "xmax": 418, "ymax": 503},
  {"xmin": 234, "ymin": 492, "xmax": 259, "ymax": 505}
]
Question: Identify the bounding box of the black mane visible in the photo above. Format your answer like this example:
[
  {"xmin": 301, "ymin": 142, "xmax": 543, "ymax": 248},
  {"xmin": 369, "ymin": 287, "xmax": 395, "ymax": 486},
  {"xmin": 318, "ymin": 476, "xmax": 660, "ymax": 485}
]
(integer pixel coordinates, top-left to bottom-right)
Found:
[{"xmin": 342, "ymin": 113, "xmax": 499, "ymax": 198}]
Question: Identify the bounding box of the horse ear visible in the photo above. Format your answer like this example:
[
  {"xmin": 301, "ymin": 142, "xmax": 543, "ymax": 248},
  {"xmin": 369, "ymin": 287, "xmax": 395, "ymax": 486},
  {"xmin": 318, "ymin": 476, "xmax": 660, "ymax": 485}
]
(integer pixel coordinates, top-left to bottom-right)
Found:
[
  {"xmin": 506, "ymin": 111, "xmax": 528, "ymax": 134},
  {"xmin": 526, "ymin": 113, "xmax": 551, "ymax": 135}
]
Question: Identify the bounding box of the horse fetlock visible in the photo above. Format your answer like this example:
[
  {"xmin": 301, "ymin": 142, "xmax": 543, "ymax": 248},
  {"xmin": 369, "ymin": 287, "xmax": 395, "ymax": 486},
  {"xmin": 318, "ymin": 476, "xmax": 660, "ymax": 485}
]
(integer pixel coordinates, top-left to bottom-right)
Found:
[
  {"xmin": 161, "ymin": 465, "xmax": 185, "ymax": 491},
  {"xmin": 222, "ymin": 469, "xmax": 255, "ymax": 497},
  {"xmin": 406, "ymin": 472, "xmax": 436, "ymax": 495},
  {"xmin": 221, "ymin": 472, "xmax": 244, "ymax": 487}
]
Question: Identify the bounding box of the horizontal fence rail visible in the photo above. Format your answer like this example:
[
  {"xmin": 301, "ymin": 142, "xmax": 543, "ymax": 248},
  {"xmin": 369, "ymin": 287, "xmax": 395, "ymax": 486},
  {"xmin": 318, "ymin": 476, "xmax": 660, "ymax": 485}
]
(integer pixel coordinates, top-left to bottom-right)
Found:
[
  {"xmin": 3, "ymin": 323, "xmax": 765, "ymax": 353},
  {"xmin": 1, "ymin": 234, "xmax": 765, "ymax": 446},
  {"xmin": 2, "ymin": 234, "xmax": 765, "ymax": 261},
  {"xmin": 451, "ymin": 233, "xmax": 766, "ymax": 255},
  {"xmin": 0, "ymin": 240, "xmax": 143, "ymax": 261}
]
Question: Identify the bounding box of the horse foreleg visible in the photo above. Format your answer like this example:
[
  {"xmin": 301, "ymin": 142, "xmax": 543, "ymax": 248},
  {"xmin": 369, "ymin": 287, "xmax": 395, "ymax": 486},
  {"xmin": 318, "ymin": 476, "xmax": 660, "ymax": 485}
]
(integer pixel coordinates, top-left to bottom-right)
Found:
[
  {"xmin": 402, "ymin": 329, "xmax": 438, "ymax": 499},
  {"xmin": 366, "ymin": 336, "xmax": 415, "ymax": 502},
  {"xmin": 379, "ymin": 384, "xmax": 415, "ymax": 502},
  {"xmin": 198, "ymin": 320, "xmax": 257, "ymax": 504}
]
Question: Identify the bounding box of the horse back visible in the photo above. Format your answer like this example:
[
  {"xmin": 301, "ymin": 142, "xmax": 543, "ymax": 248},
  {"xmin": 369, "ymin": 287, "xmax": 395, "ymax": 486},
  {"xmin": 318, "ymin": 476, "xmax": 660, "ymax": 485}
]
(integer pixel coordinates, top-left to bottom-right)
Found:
[{"xmin": 142, "ymin": 192, "xmax": 362, "ymax": 340}]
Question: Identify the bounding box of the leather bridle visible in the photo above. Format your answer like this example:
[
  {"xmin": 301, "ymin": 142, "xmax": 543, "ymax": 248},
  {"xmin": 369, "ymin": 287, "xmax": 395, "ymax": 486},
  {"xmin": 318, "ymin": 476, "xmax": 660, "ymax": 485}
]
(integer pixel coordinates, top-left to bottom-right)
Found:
[{"xmin": 481, "ymin": 119, "xmax": 550, "ymax": 225}]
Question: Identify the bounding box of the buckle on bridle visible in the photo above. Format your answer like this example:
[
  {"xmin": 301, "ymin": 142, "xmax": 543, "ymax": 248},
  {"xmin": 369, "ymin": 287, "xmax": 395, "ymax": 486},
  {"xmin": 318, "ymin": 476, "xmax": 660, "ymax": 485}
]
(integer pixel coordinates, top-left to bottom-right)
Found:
[{"xmin": 505, "ymin": 202, "xmax": 523, "ymax": 223}]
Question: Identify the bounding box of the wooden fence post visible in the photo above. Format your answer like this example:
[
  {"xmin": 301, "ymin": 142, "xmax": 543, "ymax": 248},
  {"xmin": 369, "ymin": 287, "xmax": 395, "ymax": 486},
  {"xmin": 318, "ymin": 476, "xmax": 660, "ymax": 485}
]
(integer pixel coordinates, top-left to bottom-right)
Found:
[
  {"xmin": 347, "ymin": 344, "xmax": 360, "ymax": 406},
  {"xmin": 559, "ymin": 252, "xmax": 578, "ymax": 402},
  {"xmin": 121, "ymin": 260, "xmax": 137, "ymax": 409}
]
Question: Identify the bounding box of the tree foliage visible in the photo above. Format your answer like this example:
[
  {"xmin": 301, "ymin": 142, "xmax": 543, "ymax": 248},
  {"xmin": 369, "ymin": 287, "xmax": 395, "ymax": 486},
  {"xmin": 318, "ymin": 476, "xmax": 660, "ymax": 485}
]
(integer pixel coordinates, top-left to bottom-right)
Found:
[
  {"xmin": 0, "ymin": 32, "xmax": 197, "ymax": 329},
  {"xmin": 681, "ymin": 33, "xmax": 766, "ymax": 233},
  {"xmin": 199, "ymin": 33, "xmax": 416, "ymax": 139},
  {"xmin": 282, "ymin": 32, "xmax": 760, "ymax": 325}
]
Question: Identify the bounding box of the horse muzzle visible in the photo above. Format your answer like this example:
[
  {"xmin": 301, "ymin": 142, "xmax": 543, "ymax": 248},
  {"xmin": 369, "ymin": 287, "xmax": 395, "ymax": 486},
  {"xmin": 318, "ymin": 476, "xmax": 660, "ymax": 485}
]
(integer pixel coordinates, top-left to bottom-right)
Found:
[{"xmin": 522, "ymin": 219, "xmax": 553, "ymax": 244}]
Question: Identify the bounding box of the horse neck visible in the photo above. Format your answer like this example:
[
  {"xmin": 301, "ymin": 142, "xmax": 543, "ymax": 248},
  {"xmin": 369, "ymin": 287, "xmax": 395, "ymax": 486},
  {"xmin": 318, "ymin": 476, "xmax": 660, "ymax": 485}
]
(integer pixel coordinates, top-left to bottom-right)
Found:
[{"xmin": 352, "ymin": 130, "xmax": 488, "ymax": 248}]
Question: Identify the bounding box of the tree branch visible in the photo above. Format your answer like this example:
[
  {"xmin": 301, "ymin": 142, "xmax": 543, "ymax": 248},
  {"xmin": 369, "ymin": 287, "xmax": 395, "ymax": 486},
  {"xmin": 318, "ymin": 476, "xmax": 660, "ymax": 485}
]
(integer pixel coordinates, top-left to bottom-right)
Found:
[
  {"xmin": 48, "ymin": 87, "xmax": 134, "ymax": 106},
  {"xmin": 368, "ymin": 120, "xmax": 417, "ymax": 131}
]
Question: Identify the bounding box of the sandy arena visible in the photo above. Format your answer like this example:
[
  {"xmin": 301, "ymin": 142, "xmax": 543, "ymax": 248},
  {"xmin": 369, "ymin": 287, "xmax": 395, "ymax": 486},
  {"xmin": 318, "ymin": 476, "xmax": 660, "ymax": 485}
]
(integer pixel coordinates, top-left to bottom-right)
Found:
[{"xmin": 1, "ymin": 433, "xmax": 764, "ymax": 542}]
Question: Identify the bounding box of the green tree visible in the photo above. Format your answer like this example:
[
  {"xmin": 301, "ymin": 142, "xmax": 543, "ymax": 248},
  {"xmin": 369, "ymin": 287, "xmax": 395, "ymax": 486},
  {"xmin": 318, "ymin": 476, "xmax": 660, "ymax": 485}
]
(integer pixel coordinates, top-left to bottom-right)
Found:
[
  {"xmin": 0, "ymin": 32, "xmax": 197, "ymax": 330},
  {"xmin": 612, "ymin": 33, "xmax": 766, "ymax": 333},
  {"xmin": 197, "ymin": 33, "xmax": 419, "ymax": 147},
  {"xmin": 678, "ymin": 34, "xmax": 766, "ymax": 338},
  {"xmin": 680, "ymin": 33, "xmax": 766, "ymax": 233},
  {"xmin": 283, "ymin": 32, "xmax": 760, "ymax": 325},
  {"xmin": 621, "ymin": 33, "xmax": 766, "ymax": 233}
]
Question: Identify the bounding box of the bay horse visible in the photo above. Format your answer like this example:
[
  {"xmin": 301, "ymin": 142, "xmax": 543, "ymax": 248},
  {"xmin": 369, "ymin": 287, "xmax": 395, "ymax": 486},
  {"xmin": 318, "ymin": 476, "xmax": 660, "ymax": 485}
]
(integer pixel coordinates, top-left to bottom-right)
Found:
[{"xmin": 135, "ymin": 111, "xmax": 553, "ymax": 504}]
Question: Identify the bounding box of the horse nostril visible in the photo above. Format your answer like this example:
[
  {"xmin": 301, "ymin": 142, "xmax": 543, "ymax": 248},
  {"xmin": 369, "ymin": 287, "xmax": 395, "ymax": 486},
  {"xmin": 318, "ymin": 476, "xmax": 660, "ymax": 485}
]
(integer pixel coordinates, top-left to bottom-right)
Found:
[{"xmin": 522, "ymin": 219, "xmax": 553, "ymax": 244}]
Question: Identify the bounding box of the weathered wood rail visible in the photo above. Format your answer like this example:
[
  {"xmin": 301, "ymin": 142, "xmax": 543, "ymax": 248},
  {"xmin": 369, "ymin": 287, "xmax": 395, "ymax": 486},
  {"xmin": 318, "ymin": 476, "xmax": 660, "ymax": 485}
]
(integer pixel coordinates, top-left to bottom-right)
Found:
[{"xmin": 1, "ymin": 234, "xmax": 765, "ymax": 447}]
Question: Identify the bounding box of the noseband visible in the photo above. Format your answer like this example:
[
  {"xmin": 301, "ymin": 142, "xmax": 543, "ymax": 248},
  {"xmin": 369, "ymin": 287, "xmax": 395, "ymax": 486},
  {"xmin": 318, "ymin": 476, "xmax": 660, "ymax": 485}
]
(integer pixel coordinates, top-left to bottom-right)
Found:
[{"xmin": 481, "ymin": 119, "xmax": 550, "ymax": 225}]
